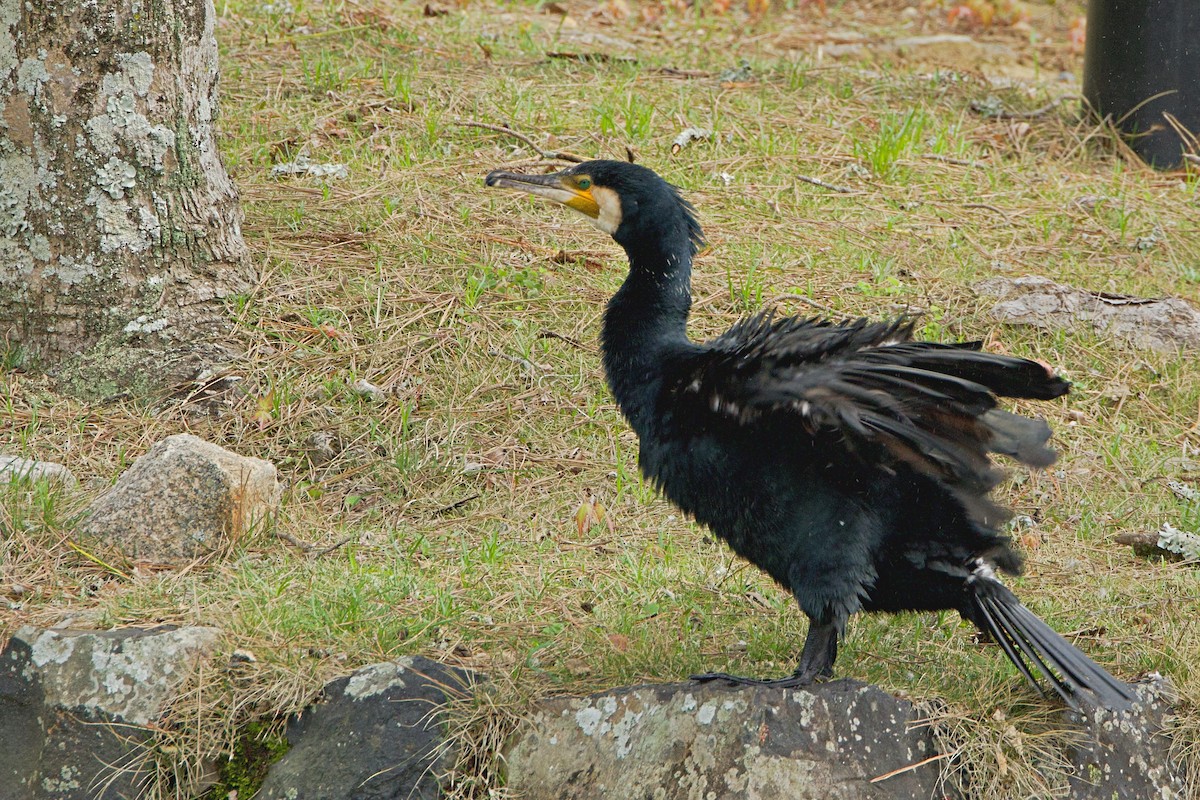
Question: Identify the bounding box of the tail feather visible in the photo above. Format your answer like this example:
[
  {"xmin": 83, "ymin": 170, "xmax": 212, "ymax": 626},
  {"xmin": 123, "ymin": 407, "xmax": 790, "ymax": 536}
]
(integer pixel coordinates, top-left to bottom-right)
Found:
[
  {"xmin": 971, "ymin": 595, "xmax": 1062, "ymax": 700},
  {"xmin": 999, "ymin": 600, "xmax": 1134, "ymax": 704},
  {"xmin": 969, "ymin": 569, "xmax": 1134, "ymax": 711},
  {"xmin": 980, "ymin": 592, "xmax": 1080, "ymax": 707}
]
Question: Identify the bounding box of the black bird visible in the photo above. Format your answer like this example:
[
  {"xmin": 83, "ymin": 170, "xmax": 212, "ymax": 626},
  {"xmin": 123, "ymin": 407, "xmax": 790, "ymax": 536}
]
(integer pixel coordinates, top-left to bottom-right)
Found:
[{"xmin": 485, "ymin": 160, "xmax": 1133, "ymax": 710}]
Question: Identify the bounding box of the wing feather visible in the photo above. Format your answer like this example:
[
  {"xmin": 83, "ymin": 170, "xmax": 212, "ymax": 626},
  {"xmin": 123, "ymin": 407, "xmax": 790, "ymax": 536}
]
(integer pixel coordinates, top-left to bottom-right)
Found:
[{"xmin": 664, "ymin": 311, "xmax": 1068, "ymax": 501}]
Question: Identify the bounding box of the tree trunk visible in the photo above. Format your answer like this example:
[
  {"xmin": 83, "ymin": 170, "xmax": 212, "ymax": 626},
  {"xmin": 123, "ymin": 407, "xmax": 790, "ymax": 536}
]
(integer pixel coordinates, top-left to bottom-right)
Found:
[{"xmin": 0, "ymin": 0, "xmax": 253, "ymax": 399}]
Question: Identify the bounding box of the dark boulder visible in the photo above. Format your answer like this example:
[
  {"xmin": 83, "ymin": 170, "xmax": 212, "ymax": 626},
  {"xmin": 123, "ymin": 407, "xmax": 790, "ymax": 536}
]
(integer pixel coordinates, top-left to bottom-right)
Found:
[
  {"xmin": 0, "ymin": 625, "xmax": 220, "ymax": 799},
  {"xmin": 257, "ymin": 656, "xmax": 475, "ymax": 800}
]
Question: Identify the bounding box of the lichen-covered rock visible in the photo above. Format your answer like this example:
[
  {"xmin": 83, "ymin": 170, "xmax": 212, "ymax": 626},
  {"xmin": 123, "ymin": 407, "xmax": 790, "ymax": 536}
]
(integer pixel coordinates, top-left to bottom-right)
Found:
[
  {"xmin": 1067, "ymin": 676, "xmax": 1185, "ymax": 799},
  {"xmin": 77, "ymin": 433, "xmax": 282, "ymax": 563},
  {"xmin": 505, "ymin": 677, "xmax": 1187, "ymax": 800},
  {"xmin": 504, "ymin": 679, "xmax": 948, "ymax": 800},
  {"xmin": 0, "ymin": 455, "xmax": 77, "ymax": 488},
  {"xmin": 0, "ymin": 625, "xmax": 221, "ymax": 800},
  {"xmin": 257, "ymin": 656, "xmax": 474, "ymax": 800},
  {"xmin": 976, "ymin": 276, "xmax": 1200, "ymax": 352}
]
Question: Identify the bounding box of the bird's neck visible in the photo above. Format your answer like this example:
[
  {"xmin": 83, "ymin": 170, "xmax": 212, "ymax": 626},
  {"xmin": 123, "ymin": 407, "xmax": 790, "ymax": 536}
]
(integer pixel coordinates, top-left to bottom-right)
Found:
[{"xmin": 600, "ymin": 240, "xmax": 693, "ymax": 430}]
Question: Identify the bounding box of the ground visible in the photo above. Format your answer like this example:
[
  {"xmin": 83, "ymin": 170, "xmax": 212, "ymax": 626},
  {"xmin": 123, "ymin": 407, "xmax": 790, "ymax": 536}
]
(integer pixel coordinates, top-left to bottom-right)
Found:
[{"xmin": 1, "ymin": 0, "xmax": 1199, "ymax": 797}]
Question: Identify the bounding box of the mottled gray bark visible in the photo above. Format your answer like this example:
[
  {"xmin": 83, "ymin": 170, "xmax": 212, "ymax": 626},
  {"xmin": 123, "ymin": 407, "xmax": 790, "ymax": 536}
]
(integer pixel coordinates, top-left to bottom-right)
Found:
[{"xmin": 0, "ymin": 0, "xmax": 252, "ymax": 399}]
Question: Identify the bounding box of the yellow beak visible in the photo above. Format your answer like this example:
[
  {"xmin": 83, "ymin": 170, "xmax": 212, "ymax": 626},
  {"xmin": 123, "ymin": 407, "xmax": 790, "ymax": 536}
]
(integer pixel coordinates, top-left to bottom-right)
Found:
[{"xmin": 485, "ymin": 169, "xmax": 600, "ymax": 219}]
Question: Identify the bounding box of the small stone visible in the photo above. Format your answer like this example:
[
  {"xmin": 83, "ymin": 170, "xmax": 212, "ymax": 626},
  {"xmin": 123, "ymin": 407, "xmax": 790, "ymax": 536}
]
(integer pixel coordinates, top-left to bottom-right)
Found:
[
  {"xmin": 0, "ymin": 455, "xmax": 78, "ymax": 488},
  {"xmin": 306, "ymin": 431, "xmax": 340, "ymax": 467},
  {"xmin": 976, "ymin": 275, "xmax": 1200, "ymax": 352},
  {"xmin": 76, "ymin": 433, "xmax": 283, "ymax": 564},
  {"xmin": 350, "ymin": 378, "xmax": 385, "ymax": 401},
  {"xmin": 270, "ymin": 156, "xmax": 349, "ymax": 180},
  {"xmin": 888, "ymin": 34, "xmax": 1015, "ymax": 68},
  {"xmin": 230, "ymin": 648, "xmax": 258, "ymax": 664}
]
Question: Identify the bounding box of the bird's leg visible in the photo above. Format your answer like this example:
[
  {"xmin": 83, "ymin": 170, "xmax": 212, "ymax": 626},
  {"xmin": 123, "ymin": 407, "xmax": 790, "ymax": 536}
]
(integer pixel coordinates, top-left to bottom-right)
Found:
[
  {"xmin": 793, "ymin": 618, "xmax": 838, "ymax": 683},
  {"xmin": 690, "ymin": 616, "xmax": 840, "ymax": 689}
]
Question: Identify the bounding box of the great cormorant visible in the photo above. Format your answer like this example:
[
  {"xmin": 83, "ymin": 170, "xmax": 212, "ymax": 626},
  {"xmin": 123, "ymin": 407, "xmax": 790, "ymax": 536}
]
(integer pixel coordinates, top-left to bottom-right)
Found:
[{"xmin": 485, "ymin": 159, "xmax": 1133, "ymax": 710}]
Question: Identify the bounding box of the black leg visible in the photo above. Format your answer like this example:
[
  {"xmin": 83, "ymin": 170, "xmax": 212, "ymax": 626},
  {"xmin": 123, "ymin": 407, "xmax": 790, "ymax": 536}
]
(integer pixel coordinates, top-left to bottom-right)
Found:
[
  {"xmin": 793, "ymin": 619, "xmax": 838, "ymax": 683},
  {"xmin": 690, "ymin": 616, "xmax": 840, "ymax": 689}
]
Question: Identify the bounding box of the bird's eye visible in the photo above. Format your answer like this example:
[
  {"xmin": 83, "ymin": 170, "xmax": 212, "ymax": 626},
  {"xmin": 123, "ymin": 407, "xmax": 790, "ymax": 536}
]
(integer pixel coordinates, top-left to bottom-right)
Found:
[{"xmin": 577, "ymin": 178, "xmax": 592, "ymax": 190}]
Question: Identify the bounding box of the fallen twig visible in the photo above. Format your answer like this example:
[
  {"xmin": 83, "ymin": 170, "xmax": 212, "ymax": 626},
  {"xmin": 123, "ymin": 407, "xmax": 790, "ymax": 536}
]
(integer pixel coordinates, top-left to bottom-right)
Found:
[
  {"xmin": 970, "ymin": 95, "xmax": 1076, "ymax": 120},
  {"xmin": 435, "ymin": 493, "xmax": 480, "ymax": 515},
  {"xmin": 869, "ymin": 753, "xmax": 951, "ymax": 783},
  {"xmin": 488, "ymin": 347, "xmax": 547, "ymax": 374},
  {"xmin": 654, "ymin": 66, "xmax": 712, "ymax": 79},
  {"xmin": 557, "ymin": 538, "xmax": 616, "ymax": 550},
  {"xmin": 310, "ymin": 534, "xmax": 356, "ymax": 558},
  {"xmin": 538, "ymin": 330, "xmax": 591, "ymax": 351},
  {"xmin": 921, "ymin": 153, "xmax": 985, "ymax": 170},
  {"xmin": 764, "ymin": 293, "xmax": 838, "ymax": 317},
  {"xmin": 1115, "ymin": 531, "xmax": 1185, "ymax": 562},
  {"xmin": 276, "ymin": 529, "xmax": 357, "ymax": 557},
  {"xmin": 961, "ymin": 202, "xmax": 1009, "ymax": 219},
  {"xmin": 275, "ymin": 530, "xmax": 314, "ymax": 552},
  {"xmin": 797, "ymin": 174, "xmax": 858, "ymax": 194},
  {"xmin": 547, "ymin": 51, "xmax": 636, "ymax": 64},
  {"xmin": 456, "ymin": 120, "xmax": 586, "ymax": 163}
]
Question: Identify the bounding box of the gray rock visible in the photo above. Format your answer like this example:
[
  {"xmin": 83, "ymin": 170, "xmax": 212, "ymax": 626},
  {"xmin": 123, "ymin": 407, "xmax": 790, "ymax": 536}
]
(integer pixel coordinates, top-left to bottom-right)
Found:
[
  {"xmin": 0, "ymin": 455, "xmax": 78, "ymax": 488},
  {"xmin": 888, "ymin": 35, "xmax": 1015, "ymax": 68},
  {"xmin": 894, "ymin": 34, "xmax": 1011, "ymax": 53},
  {"xmin": 505, "ymin": 677, "xmax": 1187, "ymax": 800},
  {"xmin": 258, "ymin": 656, "xmax": 474, "ymax": 800},
  {"xmin": 976, "ymin": 275, "xmax": 1200, "ymax": 352},
  {"xmin": 504, "ymin": 679, "xmax": 948, "ymax": 799},
  {"xmin": 1067, "ymin": 676, "xmax": 1185, "ymax": 799},
  {"xmin": 77, "ymin": 433, "xmax": 282, "ymax": 563},
  {"xmin": 0, "ymin": 625, "xmax": 221, "ymax": 800}
]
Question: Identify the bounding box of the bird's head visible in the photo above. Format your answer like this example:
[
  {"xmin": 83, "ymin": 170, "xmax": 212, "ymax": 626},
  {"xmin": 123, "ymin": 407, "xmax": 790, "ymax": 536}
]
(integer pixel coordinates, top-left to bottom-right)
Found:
[{"xmin": 485, "ymin": 160, "xmax": 704, "ymax": 259}]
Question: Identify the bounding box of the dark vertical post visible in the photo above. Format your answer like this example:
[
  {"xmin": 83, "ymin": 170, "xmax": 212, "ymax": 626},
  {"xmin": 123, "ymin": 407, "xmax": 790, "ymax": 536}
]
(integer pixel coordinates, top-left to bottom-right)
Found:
[{"xmin": 1082, "ymin": 1, "xmax": 1199, "ymax": 169}]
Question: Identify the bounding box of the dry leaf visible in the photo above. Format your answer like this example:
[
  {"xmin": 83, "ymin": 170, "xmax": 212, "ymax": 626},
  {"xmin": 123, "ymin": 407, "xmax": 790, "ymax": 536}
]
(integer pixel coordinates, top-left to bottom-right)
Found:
[
  {"xmin": 318, "ymin": 323, "xmax": 349, "ymax": 341},
  {"xmin": 574, "ymin": 489, "xmax": 615, "ymax": 536},
  {"xmin": 746, "ymin": 0, "xmax": 771, "ymax": 19},
  {"xmin": 946, "ymin": 5, "xmax": 979, "ymax": 26},
  {"xmin": 1068, "ymin": 16, "xmax": 1086, "ymax": 54},
  {"xmin": 639, "ymin": 3, "xmax": 664, "ymax": 23},
  {"xmin": 566, "ymin": 656, "xmax": 593, "ymax": 676},
  {"xmin": 608, "ymin": 633, "xmax": 631, "ymax": 652}
]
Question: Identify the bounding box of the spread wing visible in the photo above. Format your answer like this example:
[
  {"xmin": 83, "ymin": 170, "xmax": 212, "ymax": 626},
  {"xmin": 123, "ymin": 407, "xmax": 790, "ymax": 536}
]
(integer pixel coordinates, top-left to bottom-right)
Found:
[{"xmin": 663, "ymin": 312, "xmax": 1069, "ymax": 500}]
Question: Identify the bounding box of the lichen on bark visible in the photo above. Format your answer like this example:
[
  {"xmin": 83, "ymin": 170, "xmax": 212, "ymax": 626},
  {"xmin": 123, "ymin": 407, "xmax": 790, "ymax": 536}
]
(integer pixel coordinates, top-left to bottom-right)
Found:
[{"xmin": 0, "ymin": 0, "xmax": 253, "ymax": 399}]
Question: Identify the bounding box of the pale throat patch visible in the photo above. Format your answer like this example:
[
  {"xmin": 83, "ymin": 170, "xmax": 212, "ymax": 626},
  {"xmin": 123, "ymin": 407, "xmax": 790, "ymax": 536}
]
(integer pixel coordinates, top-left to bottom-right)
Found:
[{"xmin": 588, "ymin": 185, "xmax": 622, "ymax": 235}]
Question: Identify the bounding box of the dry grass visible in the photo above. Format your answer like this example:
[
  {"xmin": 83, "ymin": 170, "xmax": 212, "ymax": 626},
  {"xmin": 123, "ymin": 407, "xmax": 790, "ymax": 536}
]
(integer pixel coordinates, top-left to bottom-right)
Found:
[{"xmin": 3, "ymin": 0, "xmax": 1200, "ymax": 796}]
